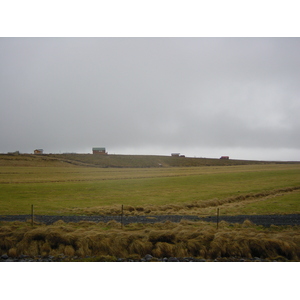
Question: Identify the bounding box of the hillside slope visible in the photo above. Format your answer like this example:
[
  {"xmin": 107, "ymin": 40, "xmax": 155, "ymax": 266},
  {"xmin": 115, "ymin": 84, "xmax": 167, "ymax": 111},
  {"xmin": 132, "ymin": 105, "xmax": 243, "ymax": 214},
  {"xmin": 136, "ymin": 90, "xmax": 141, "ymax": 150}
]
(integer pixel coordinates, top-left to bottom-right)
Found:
[
  {"xmin": 1, "ymin": 153, "xmax": 294, "ymax": 168},
  {"xmin": 39, "ymin": 153, "xmax": 300, "ymax": 168},
  {"xmin": 39, "ymin": 154, "xmax": 272, "ymax": 168}
]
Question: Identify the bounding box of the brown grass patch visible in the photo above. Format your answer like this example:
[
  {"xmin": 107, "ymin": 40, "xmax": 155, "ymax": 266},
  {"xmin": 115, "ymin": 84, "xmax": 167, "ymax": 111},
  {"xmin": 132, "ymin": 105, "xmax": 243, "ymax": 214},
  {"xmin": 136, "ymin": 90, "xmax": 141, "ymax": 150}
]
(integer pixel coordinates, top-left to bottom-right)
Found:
[
  {"xmin": 1, "ymin": 220, "xmax": 299, "ymax": 261},
  {"xmin": 152, "ymin": 242, "xmax": 175, "ymax": 257}
]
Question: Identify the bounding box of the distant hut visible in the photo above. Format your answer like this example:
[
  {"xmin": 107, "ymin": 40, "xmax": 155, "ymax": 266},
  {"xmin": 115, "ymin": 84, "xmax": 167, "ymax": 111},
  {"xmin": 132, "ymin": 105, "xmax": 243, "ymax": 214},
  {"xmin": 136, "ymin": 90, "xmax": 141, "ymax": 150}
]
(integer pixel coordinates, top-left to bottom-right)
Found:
[
  {"xmin": 220, "ymin": 156, "xmax": 229, "ymax": 159},
  {"xmin": 92, "ymin": 147, "xmax": 107, "ymax": 155},
  {"xmin": 171, "ymin": 153, "xmax": 180, "ymax": 157},
  {"xmin": 34, "ymin": 149, "xmax": 43, "ymax": 154},
  {"xmin": 8, "ymin": 151, "xmax": 20, "ymax": 155}
]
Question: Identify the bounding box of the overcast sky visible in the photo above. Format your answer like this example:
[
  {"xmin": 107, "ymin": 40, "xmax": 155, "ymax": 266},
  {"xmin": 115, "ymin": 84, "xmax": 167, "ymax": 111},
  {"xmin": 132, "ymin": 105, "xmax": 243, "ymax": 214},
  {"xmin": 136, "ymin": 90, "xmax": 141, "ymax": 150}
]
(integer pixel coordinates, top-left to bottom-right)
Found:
[{"xmin": 1, "ymin": 37, "xmax": 299, "ymax": 161}]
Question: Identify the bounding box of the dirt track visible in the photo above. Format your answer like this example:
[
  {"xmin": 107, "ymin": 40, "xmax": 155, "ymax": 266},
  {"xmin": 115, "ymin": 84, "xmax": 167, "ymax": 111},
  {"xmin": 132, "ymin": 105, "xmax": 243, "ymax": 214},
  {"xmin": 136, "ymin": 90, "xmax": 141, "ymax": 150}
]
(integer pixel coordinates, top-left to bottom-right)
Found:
[{"xmin": 0, "ymin": 214, "xmax": 299, "ymax": 227}]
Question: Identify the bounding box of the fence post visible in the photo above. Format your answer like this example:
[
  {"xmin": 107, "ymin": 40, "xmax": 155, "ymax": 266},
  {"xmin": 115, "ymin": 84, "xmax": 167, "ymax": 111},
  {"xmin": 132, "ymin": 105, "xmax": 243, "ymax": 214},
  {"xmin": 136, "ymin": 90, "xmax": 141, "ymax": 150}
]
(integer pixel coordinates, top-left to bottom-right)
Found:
[
  {"xmin": 121, "ymin": 205, "xmax": 124, "ymax": 229},
  {"xmin": 216, "ymin": 208, "xmax": 219, "ymax": 229},
  {"xmin": 31, "ymin": 204, "xmax": 34, "ymax": 227}
]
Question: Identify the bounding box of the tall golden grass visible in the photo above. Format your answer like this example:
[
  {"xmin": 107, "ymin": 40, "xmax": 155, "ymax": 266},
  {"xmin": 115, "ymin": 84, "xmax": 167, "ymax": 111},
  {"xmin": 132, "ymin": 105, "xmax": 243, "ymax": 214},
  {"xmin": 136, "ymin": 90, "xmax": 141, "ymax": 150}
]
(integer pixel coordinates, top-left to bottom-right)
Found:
[{"xmin": 1, "ymin": 220, "xmax": 299, "ymax": 261}]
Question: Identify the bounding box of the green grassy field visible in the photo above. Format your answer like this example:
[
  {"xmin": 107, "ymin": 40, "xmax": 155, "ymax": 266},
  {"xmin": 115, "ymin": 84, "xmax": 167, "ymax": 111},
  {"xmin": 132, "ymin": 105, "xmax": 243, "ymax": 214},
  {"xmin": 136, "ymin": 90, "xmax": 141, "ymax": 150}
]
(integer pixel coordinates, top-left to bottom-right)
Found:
[
  {"xmin": 1, "ymin": 154, "xmax": 300, "ymax": 261},
  {"xmin": 0, "ymin": 154, "xmax": 299, "ymax": 216}
]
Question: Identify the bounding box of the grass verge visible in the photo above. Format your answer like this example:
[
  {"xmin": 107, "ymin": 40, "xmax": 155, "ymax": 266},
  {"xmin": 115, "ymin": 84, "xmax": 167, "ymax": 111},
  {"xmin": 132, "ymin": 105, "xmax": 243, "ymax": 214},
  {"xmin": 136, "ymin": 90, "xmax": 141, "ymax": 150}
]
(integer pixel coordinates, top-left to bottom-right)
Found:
[{"xmin": 1, "ymin": 220, "xmax": 299, "ymax": 261}]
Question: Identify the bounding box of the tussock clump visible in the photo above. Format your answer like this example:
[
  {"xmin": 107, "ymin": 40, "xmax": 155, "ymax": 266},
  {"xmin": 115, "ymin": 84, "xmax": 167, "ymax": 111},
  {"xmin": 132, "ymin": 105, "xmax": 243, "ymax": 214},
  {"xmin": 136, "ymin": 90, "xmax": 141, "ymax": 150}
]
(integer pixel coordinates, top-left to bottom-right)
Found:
[
  {"xmin": 247, "ymin": 238, "xmax": 272, "ymax": 258},
  {"xmin": 179, "ymin": 219, "xmax": 196, "ymax": 226},
  {"xmin": 96, "ymin": 221, "xmax": 106, "ymax": 227},
  {"xmin": 208, "ymin": 232, "xmax": 247, "ymax": 259},
  {"xmin": 128, "ymin": 240, "xmax": 153, "ymax": 257},
  {"xmin": 106, "ymin": 220, "xmax": 121, "ymax": 228},
  {"xmin": 173, "ymin": 242, "xmax": 189, "ymax": 257},
  {"xmin": 179, "ymin": 219, "xmax": 189, "ymax": 225},
  {"xmin": 71, "ymin": 237, "xmax": 91, "ymax": 257},
  {"xmin": 25, "ymin": 240, "xmax": 42, "ymax": 256},
  {"xmin": 242, "ymin": 219, "xmax": 255, "ymax": 227},
  {"xmin": 77, "ymin": 221, "xmax": 97, "ymax": 227},
  {"xmin": 41, "ymin": 242, "xmax": 51, "ymax": 256},
  {"xmin": 205, "ymin": 230, "xmax": 299, "ymax": 260},
  {"xmin": 148, "ymin": 231, "xmax": 176, "ymax": 244},
  {"xmin": 46, "ymin": 230, "xmax": 71, "ymax": 248},
  {"xmin": 217, "ymin": 220, "xmax": 230, "ymax": 228},
  {"xmin": 24, "ymin": 228, "xmax": 47, "ymax": 242},
  {"xmin": 75, "ymin": 233, "xmax": 109, "ymax": 256},
  {"xmin": 64, "ymin": 245, "xmax": 75, "ymax": 256},
  {"xmin": 135, "ymin": 207, "xmax": 144, "ymax": 212},
  {"xmin": 152, "ymin": 221, "xmax": 178, "ymax": 230},
  {"xmin": 109, "ymin": 207, "xmax": 122, "ymax": 215},
  {"xmin": 152, "ymin": 242, "xmax": 175, "ymax": 258},
  {"xmin": 0, "ymin": 236, "xmax": 16, "ymax": 252},
  {"xmin": 0, "ymin": 226, "xmax": 13, "ymax": 233},
  {"xmin": 125, "ymin": 205, "xmax": 135, "ymax": 212},
  {"xmin": 8, "ymin": 247, "xmax": 18, "ymax": 257},
  {"xmin": 53, "ymin": 220, "xmax": 66, "ymax": 226},
  {"xmin": 247, "ymin": 238, "xmax": 297, "ymax": 260},
  {"xmin": 107, "ymin": 235, "xmax": 130, "ymax": 257},
  {"xmin": 185, "ymin": 239, "xmax": 205, "ymax": 257},
  {"xmin": 146, "ymin": 206, "xmax": 158, "ymax": 212}
]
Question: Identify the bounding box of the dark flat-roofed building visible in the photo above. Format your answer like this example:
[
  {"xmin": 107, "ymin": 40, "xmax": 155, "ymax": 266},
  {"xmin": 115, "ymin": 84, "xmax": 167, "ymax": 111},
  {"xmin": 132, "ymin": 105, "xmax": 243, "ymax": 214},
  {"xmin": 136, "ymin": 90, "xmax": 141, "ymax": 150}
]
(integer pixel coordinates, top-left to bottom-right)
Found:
[{"xmin": 92, "ymin": 147, "xmax": 107, "ymax": 155}]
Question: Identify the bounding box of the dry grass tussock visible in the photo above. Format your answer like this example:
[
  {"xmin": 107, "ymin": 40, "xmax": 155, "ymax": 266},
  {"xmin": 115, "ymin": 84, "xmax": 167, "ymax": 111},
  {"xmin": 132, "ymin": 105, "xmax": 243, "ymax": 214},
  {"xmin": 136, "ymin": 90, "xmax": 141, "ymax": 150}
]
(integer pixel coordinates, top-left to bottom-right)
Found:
[
  {"xmin": 66, "ymin": 186, "xmax": 300, "ymax": 216},
  {"xmin": 1, "ymin": 220, "xmax": 299, "ymax": 261}
]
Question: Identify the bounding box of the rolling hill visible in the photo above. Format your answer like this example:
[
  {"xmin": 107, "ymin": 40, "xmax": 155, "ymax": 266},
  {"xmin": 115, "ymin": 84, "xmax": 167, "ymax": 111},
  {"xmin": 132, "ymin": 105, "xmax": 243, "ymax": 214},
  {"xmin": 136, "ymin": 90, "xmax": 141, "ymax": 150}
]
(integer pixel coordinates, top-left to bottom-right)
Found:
[{"xmin": 0, "ymin": 153, "xmax": 296, "ymax": 168}]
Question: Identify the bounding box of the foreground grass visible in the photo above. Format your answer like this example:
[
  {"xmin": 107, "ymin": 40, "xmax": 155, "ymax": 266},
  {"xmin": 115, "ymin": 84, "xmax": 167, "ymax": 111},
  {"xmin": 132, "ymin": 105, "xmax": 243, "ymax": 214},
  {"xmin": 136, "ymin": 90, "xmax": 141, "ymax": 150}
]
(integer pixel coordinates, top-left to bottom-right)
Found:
[
  {"xmin": 0, "ymin": 163, "xmax": 299, "ymax": 215},
  {"xmin": 2, "ymin": 155, "xmax": 299, "ymax": 261},
  {"xmin": 1, "ymin": 220, "xmax": 299, "ymax": 261}
]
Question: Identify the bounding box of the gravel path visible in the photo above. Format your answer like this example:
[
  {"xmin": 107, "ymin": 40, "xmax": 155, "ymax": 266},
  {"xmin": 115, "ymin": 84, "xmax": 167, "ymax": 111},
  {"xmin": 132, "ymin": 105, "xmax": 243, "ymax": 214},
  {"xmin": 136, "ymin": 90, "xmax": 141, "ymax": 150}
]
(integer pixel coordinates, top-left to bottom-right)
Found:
[{"xmin": 0, "ymin": 214, "xmax": 299, "ymax": 227}]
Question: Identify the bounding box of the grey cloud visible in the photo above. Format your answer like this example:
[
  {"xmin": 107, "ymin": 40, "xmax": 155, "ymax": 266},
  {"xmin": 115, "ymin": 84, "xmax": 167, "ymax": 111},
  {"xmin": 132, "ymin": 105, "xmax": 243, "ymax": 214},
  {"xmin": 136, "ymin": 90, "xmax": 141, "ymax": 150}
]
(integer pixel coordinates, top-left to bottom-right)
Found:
[{"xmin": 0, "ymin": 38, "xmax": 299, "ymax": 160}]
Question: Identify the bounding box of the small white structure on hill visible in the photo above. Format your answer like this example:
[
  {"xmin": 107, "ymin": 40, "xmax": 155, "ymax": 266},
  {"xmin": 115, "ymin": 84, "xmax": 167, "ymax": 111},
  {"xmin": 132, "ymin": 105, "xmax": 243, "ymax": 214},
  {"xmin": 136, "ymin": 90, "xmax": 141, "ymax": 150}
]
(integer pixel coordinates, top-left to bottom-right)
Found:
[{"xmin": 34, "ymin": 149, "xmax": 43, "ymax": 154}]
